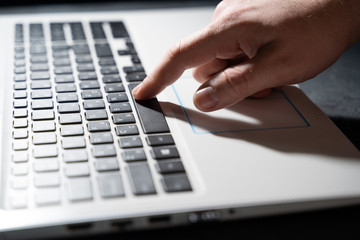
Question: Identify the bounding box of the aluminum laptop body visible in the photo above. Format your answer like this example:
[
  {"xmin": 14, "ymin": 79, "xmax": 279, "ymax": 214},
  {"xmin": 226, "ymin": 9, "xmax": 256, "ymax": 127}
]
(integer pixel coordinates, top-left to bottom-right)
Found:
[{"xmin": 0, "ymin": 4, "xmax": 360, "ymax": 239}]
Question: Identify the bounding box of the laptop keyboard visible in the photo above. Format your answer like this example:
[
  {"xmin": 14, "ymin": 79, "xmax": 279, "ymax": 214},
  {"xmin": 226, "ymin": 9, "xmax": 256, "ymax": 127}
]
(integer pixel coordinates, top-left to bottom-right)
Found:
[{"xmin": 9, "ymin": 21, "xmax": 192, "ymax": 209}]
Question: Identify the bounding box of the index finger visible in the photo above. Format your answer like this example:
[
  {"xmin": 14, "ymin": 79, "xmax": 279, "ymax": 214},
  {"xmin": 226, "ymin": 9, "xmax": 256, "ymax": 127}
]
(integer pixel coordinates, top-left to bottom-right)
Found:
[{"xmin": 132, "ymin": 24, "xmax": 219, "ymax": 100}]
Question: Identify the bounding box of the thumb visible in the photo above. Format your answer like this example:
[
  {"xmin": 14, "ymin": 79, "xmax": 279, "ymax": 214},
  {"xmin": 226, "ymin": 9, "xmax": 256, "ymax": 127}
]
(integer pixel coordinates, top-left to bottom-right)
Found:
[{"xmin": 193, "ymin": 44, "xmax": 288, "ymax": 112}]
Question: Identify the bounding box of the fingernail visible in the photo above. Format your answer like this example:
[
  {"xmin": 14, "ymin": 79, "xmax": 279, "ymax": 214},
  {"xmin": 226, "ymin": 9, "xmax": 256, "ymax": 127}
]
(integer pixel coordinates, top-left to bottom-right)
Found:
[
  {"xmin": 132, "ymin": 84, "xmax": 141, "ymax": 97},
  {"xmin": 194, "ymin": 86, "xmax": 219, "ymax": 110}
]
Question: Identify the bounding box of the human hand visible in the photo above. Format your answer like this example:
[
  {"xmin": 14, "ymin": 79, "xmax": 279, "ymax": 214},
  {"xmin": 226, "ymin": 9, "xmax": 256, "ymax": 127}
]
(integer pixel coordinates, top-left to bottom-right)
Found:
[{"xmin": 132, "ymin": 0, "xmax": 360, "ymax": 112}]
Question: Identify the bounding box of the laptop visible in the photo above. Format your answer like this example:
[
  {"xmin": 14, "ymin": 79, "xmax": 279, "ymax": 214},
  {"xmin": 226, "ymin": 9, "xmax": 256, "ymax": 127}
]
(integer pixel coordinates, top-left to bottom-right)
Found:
[{"xmin": 1, "ymin": 1, "xmax": 360, "ymax": 239}]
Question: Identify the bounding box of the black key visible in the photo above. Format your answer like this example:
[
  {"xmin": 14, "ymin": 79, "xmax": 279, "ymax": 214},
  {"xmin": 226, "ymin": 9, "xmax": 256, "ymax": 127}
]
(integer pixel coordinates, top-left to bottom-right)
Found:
[
  {"xmin": 109, "ymin": 21, "xmax": 129, "ymax": 38},
  {"xmin": 83, "ymin": 100, "xmax": 105, "ymax": 110},
  {"xmin": 151, "ymin": 146, "xmax": 180, "ymax": 159},
  {"xmin": 89, "ymin": 132, "xmax": 113, "ymax": 144},
  {"xmin": 70, "ymin": 22, "xmax": 86, "ymax": 40},
  {"xmin": 90, "ymin": 22, "xmax": 106, "ymax": 39},
  {"xmin": 78, "ymin": 72, "xmax": 97, "ymax": 81},
  {"xmin": 123, "ymin": 149, "xmax": 146, "ymax": 162},
  {"xmin": 106, "ymin": 93, "xmax": 128, "ymax": 103},
  {"xmin": 87, "ymin": 121, "xmax": 110, "ymax": 132},
  {"xmin": 104, "ymin": 83, "xmax": 124, "ymax": 93},
  {"xmin": 57, "ymin": 93, "xmax": 78, "ymax": 103},
  {"xmin": 123, "ymin": 65, "xmax": 144, "ymax": 74},
  {"xmin": 53, "ymin": 58, "xmax": 71, "ymax": 67},
  {"xmin": 30, "ymin": 56, "xmax": 48, "ymax": 64},
  {"xmin": 100, "ymin": 67, "xmax": 118, "ymax": 75},
  {"xmin": 53, "ymin": 51, "xmax": 69, "ymax": 59},
  {"xmin": 161, "ymin": 174, "xmax": 192, "ymax": 192},
  {"xmin": 55, "ymin": 75, "xmax": 74, "ymax": 83},
  {"xmin": 119, "ymin": 136, "xmax": 142, "ymax": 149},
  {"xmin": 99, "ymin": 58, "xmax": 116, "ymax": 66},
  {"xmin": 115, "ymin": 125, "xmax": 139, "ymax": 136},
  {"xmin": 52, "ymin": 44, "xmax": 70, "ymax": 52},
  {"xmin": 31, "ymin": 72, "xmax": 50, "ymax": 80},
  {"xmin": 109, "ymin": 102, "xmax": 132, "ymax": 113},
  {"xmin": 54, "ymin": 66, "xmax": 72, "ymax": 75},
  {"xmin": 126, "ymin": 163, "xmax": 156, "ymax": 195},
  {"xmin": 77, "ymin": 64, "xmax": 95, "ymax": 72},
  {"xmin": 76, "ymin": 56, "xmax": 93, "ymax": 64},
  {"xmin": 30, "ymin": 64, "xmax": 48, "ymax": 72},
  {"xmin": 30, "ymin": 45, "xmax": 47, "ymax": 55},
  {"xmin": 95, "ymin": 43, "xmax": 113, "ymax": 58},
  {"xmin": 125, "ymin": 72, "xmax": 146, "ymax": 82},
  {"xmin": 81, "ymin": 90, "xmax": 102, "ymax": 99},
  {"xmin": 58, "ymin": 103, "xmax": 80, "ymax": 113},
  {"xmin": 156, "ymin": 159, "xmax": 185, "ymax": 174},
  {"xmin": 118, "ymin": 49, "xmax": 136, "ymax": 56},
  {"xmin": 85, "ymin": 110, "xmax": 108, "ymax": 120},
  {"xmin": 102, "ymin": 75, "xmax": 122, "ymax": 84},
  {"xmin": 79, "ymin": 81, "xmax": 100, "ymax": 90},
  {"xmin": 72, "ymin": 44, "xmax": 90, "ymax": 55},
  {"xmin": 128, "ymin": 84, "xmax": 170, "ymax": 134},
  {"xmin": 55, "ymin": 83, "xmax": 76, "ymax": 93},
  {"xmin": 146, "ymin": 134, "xmax": 174, "ymax": 146},
  {"xmin": 112, "ymin": 113, "xmax": 135, "ymax": 124},
  {"xmin": 50, "ymin": 23, "xmax": 65, "ymax": 41}
]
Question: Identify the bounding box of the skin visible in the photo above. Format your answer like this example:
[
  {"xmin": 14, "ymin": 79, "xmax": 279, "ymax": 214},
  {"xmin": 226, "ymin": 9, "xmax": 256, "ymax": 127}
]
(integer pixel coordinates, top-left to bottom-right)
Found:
[{"xmin": 132, "ymin": 0, "xmax": 360, "ymax": 112}]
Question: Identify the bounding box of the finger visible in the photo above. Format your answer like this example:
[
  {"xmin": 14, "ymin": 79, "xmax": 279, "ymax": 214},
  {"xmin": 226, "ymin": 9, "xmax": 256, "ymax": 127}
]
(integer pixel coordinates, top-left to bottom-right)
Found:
[
  {"xmin": 192, "ymin": 58, "xmax": 229, "ymax": 84},
  {"xmin": 249, "ymin": 88, "xmax": 272, "ymax": 98},
  {"xmin": 133, "ymin": 24, "xmax": 220, "ymax": 100},
  {"xmin": 193, "ymin": 44, "xmax": 291, "ymax": 112}
]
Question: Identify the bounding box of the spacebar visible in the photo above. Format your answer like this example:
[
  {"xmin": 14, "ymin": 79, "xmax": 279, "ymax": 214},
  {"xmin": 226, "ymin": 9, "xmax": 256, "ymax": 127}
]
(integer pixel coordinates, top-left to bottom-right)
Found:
[{"xmin": 128, "ymin": 83, "xmax": 170, "ymax": 134}]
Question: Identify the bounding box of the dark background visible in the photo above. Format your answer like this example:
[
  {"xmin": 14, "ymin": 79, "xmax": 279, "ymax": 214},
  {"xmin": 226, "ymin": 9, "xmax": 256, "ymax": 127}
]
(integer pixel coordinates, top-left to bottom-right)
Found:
[{"xmin": 2, "ymin": 1, "xmax": 360, "ymax": 239}]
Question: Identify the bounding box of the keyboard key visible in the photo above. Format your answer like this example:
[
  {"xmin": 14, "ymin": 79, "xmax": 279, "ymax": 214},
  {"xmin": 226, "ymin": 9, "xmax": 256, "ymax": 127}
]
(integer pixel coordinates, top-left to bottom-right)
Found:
[
  {"xmin": 31, "ymin": 72, "xmax": 50, "ymax": 80},
  {"xmin": 53, "ymin": 58, "xmax": 71, "ymax": 67},
  {"xmin": 118, "ymin": 49, "xmax": 137, "ymax": 56},
  {"xmin": 14, "ymin": 74, "xmax": 26, "ymax": 82},
  {"xmin": 123, "ymin": 149, "xmax": 146, "ymax": 162},
  {"xmin": 81, "ymin": 90, "xmax": 102, "ymax": 99},
  {"xmin": 92, "ymin": 144, "xmax": 116, "ymax": 157},
  {"xmin": 63, "ymin": 149, "xmax": 88, "ymax": 162},
  {"xmin": 151, "ymin": 146, "xmax": 180, "ymax": 159},
  {"xmin": 14, "ymin": 66, "xmax": 26, "ymax": 74},
  {"xmin": 57, "ymin": 93, "xmax": 78, "ymax": 103},
  {"xmin": 89, "ymin": 132, "xmax": 113, "ymax": 144},
  {"xmin": 123, "ymin": 65, "xmax": 144, "ymax": 74},
  {"xmin": 34, "ymin": 173, "xmax": 60, "ymax": 187},
  {"xmin": 112, "ymin": 113, "xmax": 135, "ymax": 124},
  {"xmin": 128, "ymin": 83, "xmax": 170, "ymax": 134},
  {"xmin": 156, "ymin": 159, "xmax": 185, "ymax": 174},
  {"xmin": 13, "ymin": 119, "xmax": 28, "ymax": 128},
  {"xmin": 13, "ymin": 82, "xmax": 27, "ymax": 90},
  {"xmin": 125, "ymin": 72, "xmax": 147, "ymax": 82},
  {"xmin": 10, "ymin": 194, "xmax": 27, "ymax": 209},
  {"xmin": 33, "ymin": 145, "xmax": 58, "ymax": 158},
  {"xmin": 79, "ymin": 81, "xmax": 100, "ymax": 90},
  {"xmin": 30, "ymin": 64, "xmax": 49, "ymax": 72},
  {"xmin": 119, "ymin": 136, "xmax": 143, "ymax": 148},
  {"xmin": 87, "ymin": 121, "xmax": 110, "ymax": 132},
  {"xmin": 13, "ymin": 99, "xmax": 28, "ymax": 108},
  {"xmin": 13, "ymin": 91, "xmax": 27, "ymax": 99},
  {"xmin": 30, "ymin": 56, "xmax": 48, "ymax": 63},
  {"xmin": 161, "ymin": 174, "xmax": 192, "ymax": 192},
  {"xmin": 62, "ymin": 136, "xmax": 86, "ymax": 149},
  {"xmin": 65, "ymin": 163, "xmax": 90, "ymax": 177},
  {"xmin": 76, "ymin": 55, "xmax": 92, "ymax": 64},
  {"xmin": 78, "ymin": 72, "xmax": 97, "ymax": 80},
  {"xmin": 72, "ymin": 44, "xmax": 90, "ymax": 55},
  {"xmin": 32, "ymin": 121, "xmax": 56, "ymax": 132},
  {"xmin": 146, "ymin": 134, "xmax": 174, "ymax": 146},
  {"xmin": 85, "ymin": 110, "xmax": 108, "ymax": 120},
  {"xmin": 12, "ymin": 151, "xmax": 28, "ymax": 163},
  {"xmin": 13, "ymin": 129, "xmax": 28, "ymax": 139},
  {"xmin": 67, "ymin": 177, "xmax": 92, "ymax": 201},
  {"xmin": 90, "ymin": 22, "xmax": 106, "ymax": 39},
  {"xmin": 13, "ymin": 109, "xmax": 28, "ymax": 118},
  {"xmin": 34, "ymin": 158, "xmax": 59, "ymax": 172},
  {"xmin": 77, "ymin": 64, "xmax": 95, "ymax": 72},
  {"xmin": 55, "ymin": 75, "xmax": 74, "ymax": 83},
  {"xmin": 59, "ymin": 113, "xmax": 82, "ymax": 124},
  {"xmin": 58, "ymin": 103, "xmax": 80, "ymax": 113},
  {"xmin": 31, "ymin": 99, "xmax": 54, "ymax": 109},
  {"xmin": 109, "ymin": 102, "xmax": 132, "ymax": 113},
  {"xmin": 95, "ymin": 43, "xmax": 113, "ymax": 57},
  {"xmin": 107, "ymin": 92, "xmax": 128, "ymax": 103},
  {"xmin": 100, "ymin": 66, "xmax": 118, "ymax": 75},
  {"xmin": 104, "ymin": 83, "xmax": 125, "ymax": 93},
  {"xmin": 109, "ymin": 21, "xmax": 129, "ymax": 38},
  {"xmin": 11, "ymin": 176, "xmax": 28, "ymax": 189},
  {"xmin": 127, "ymin": 163, "xmax": 156, "ymax": 195},
  {"xmin": 35, "ymin": 188, "xmax": 61, "ymax": 206},
  {"xmin": 102, "ymin": 75, "xmax": 122, "ymax": 83},
  {"xmin": 99, "ymin": 58, "xmax": 116, "ymax": 66},
  {"xmin": 12, "ymin": 163, "xmax": 29, "ymax": 175},
  {"xmin": 56, "ymin": 83, "xmax": 76, "ymax": 93},
  {"xmin": 31, "ymin": 80, "xmax": 51, "ymax": 89},
  {"xmin": 13, "ymin": 140, "xmax": 28, "ymax": 150},
  {"xmin": 32, "ymin": 110, "xmax": 55, "ymax": 120},
  {"xmin": 33, "ymin": 132, "xmax": 57, "ymax": 145},
  {"xmin": 31, "ymin": 89, "xmax": 53, "ymax": 99},
  {"xmin": 60, "ymin": 125, "xmax": 84, "ymax": 136},
  {"xmin": 53, "ymin": 51, "xmax": 69, "ymax": 59},
  {"xmin": 115, "ymin": 125, "xmax": 139, "ymax": 136},
  {"xmin": 83, "ymin": 100, "xmax": 105, "ymax": 110},
  {"xmin": 98, "ymin": 172, "xmax": 125, "ymax": 198},
  {"xmin": 94, "ymin": 157, "xmax": 119, "ymax": 171}
]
